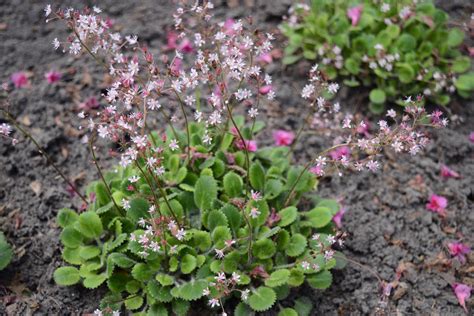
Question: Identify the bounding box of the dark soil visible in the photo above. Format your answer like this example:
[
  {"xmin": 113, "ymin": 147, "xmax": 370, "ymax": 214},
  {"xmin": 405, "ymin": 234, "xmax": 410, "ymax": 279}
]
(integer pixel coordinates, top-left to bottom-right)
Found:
[{"xmin": 0, "ymin": 0, "xmax": 472, "ymax": 315}]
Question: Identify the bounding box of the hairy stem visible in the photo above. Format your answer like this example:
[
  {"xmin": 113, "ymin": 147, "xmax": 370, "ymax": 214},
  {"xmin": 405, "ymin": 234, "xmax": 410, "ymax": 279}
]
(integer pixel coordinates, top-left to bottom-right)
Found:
[{"xmin": 2, "ymin": 109, "xmax": 89, "ymax": 204}]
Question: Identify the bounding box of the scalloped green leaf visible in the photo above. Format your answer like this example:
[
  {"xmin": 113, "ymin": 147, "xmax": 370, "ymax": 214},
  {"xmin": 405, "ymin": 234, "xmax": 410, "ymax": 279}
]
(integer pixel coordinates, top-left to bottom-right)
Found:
[
  {"xmin": 223, "ymin": 172, "xmax": 243, "ymax": 197},
  {"xmin": 305, "ymin": 207, "xmax": 332, "ymax": 228},
  {"xmin": 181, "ymin": 254, "xmax": 197, "ymax": 274},
  {"xmin": 54, "ymin": 266, "xmax": 80, "ymax": 286},
  {"xmin": 278, "ymin": 206, "xmax": 297, "ymax": 227},
  {"xmin": 125, "ymin": 294, "xmax": 143, "ymax": 310},
  {"xmin": 194, "ymin": 175, "xmax": 217, "ymax": 210},
  {"xmin": 278, "ymin": 308, "xmax": 298, "ymax": 316},
  {"xmin": 60, "ymin": 227, "xmax": 83, "ymax": 248},
  {"xmin": 110, "ymin": 252, "xmax": 136, "ymax": 268},
  {"xmin": 83, "ymin": 273, "xmax": 107, "ymax": 289},
  {"xmin": 79, "ymin": 246, "xmax": 101, "ymax": 260},
  {"xmin": 206, "ymin": 210, "xmax": 228, "ymax": 231},
  {"xmin": 294, "ymin": 296, "xmax": 313, "ymax": 316},
  {"xmin": 249, "ymin": 162, "xmax": 265, "ymax": 191},
  {"xmin": 172, "ymin": 299, "xmax": 190, "ymax": 316},
  {"xmin": 171, "ymin": 279, "xmax": 208, "ymax": 301},
  {"xmin": 132, "ymin": 263, "xmax": 154, "ymax": 282},
  {"xmin": 248, "ymin": 287, "xmax": 276, "ymax": 312},
  {"xmin": 211, "ymin": 226, "xmax": 232, "ymax": 249},
  {"xmin": 307, "ymin": 270, "xmax": 333, "ymax": 289},
  {"xmin": 75, "ymin": 211, "xmax": 103, "ymax": 239},
  {"xmin": 286, "ymin": 234, "xmax": 307, "ymax": 257},
  {"xmin": 253, "ymin": 238, "xmax": 276, "ymax": 259},
  {"xmin": 148, "ymin": 280, "xmax": 173, "ymax": 303},
  {"xmin": 265, "ymin": 269, "xmax": 291, "ymax": 288},
  {"xmin": 156, "ymin": 273, "xmax": 174, "ymax": 286},
  {"xmin": 57, "ymin": 208, "xmax": 79, "ymax": 228}
]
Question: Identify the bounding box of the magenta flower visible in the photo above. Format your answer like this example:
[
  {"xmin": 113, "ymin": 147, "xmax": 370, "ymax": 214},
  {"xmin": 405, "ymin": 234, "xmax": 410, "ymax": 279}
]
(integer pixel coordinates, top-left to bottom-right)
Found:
[
  {"xmin": 470, "ymin": 131, "xmax": 474, "ymax": 143},
  {"xmin": 170, "ymin": 58, "xmax": 182, "ymax": 74},
  {"xmin": 426, "ymin": 194, "xmax": 448, "ymax": 217},
  {"xmin": 273, "ymin": 130, "xmax": 295, "ymax": 146},
  {"xmin": 178, "ymin": 38, "xmax": 193, "ymax": 53},
  {"xmin": 310, "ymin": 165, "xmax": 324, "ymax": 176},
  {"xmin": 347, "ymin": 5, "xmax": 363, "ymax": 26},
  {"xmin": 235, "ymin": 139, "xmax": 257, "ymax": 152},
  {"xmin": 45, "ymin": 70, "xmax": 62, "ymax": 84},
  {"xmin": 440, "ymin": 165, "xmax": 460, "ymax": 179},
  {"xmin": 452, "ymin": 283, "xmax": 471, "ymax": 312},
  {"xmin": 11, "ymin": 71, "xmax": 29, "ymax": 88},
  {"xmin": 448, "ymin": 242, "xmax": 471, "ymax": 264},
  {"xmin": 224, "ymin": 18, "xmax": 236, "ymax": 35},
  {"xmin": 166, "ymin": 31, "xmax": 178, "ymax": 50},
  {"xmin": 332, "ymin": 207, "xmax": 347, "ymax": 228}
]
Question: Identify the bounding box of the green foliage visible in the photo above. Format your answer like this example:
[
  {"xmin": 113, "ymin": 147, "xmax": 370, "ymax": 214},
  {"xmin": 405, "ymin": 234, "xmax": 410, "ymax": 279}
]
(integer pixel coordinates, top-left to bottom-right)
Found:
[
  {"xmin": 0, "ymin": 232, "xmax": 13, "ymax": 270},
  {"xmin": 55, "ymin": 121, "xmax": 341, "ymax": 315},
  {"xmin": 282, "ymin": 0, "xmax": 473, "ymax": 109}
]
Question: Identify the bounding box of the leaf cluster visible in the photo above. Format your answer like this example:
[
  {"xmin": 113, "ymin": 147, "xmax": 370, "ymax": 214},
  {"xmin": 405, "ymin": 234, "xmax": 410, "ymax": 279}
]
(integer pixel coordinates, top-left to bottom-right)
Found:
[{"xmin": 282, "ymin": 0, "xmax": 473, "ymax": 112}]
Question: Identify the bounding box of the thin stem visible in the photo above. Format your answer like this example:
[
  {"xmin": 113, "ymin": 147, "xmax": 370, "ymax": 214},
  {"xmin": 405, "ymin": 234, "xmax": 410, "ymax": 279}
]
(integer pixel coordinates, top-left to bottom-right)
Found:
[
  {"xmin": 224, "ymin": 102, "xmax": 251, "ymax": 195},
  {"xmin": 88, "ymin": 135, "xmax": 122, "ymax": 214},
  {"xmin": 285, "ymin": 108, "xmax": 313, "ymax": 158},
  {"xmin": 173, "ymin": 91, "xmax": 191, "ymax": 162},
  {"xmin": 2, "ymin": 109, "xmax": 88, "ymax": 204},
  {"xmin": 335, "ymin": 253, "xmax": 383, "ymax": 284},
  {"xmin": 283, "ymin": 143, "xmax": 350, "ymax": 207}
]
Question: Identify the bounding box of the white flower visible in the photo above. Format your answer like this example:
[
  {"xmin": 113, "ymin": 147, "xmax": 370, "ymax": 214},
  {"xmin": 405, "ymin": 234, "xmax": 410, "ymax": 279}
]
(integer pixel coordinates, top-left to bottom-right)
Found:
[
  {"xmin": 241, "ymin": 289, "xmax": 250, "ymax": 301},
  {"xmin": 93, "ymin": 6, "xmax": 102, "ymax": 13},
  {"xmin": 301, "ymin": 84, "xmax": 315, "ymax": 99},
  {"xmin": 146, "ymin": 157, "xmax": 157, "ymax": 168},
  {"xmin": 232, "ymin": 272, "xmax": 241, "ymax": 283},
  {"xmin": 381, "ymin": 3, "xmax": 390, "ymax": 13},
  {"xmin": 324, "ymin": 250, "xmax": 334, "ymax": 261},
  {"xmin": 185, "ymin": 95, "xmax": 196, "ymax": 106},
  {"xmin": 235, "ymin": 88, "xmax": 252, "ymax": 101},
  {"xmin": 169, "ymin": 139, "xmax": 179, "ymax": 151},
  {"xmin": 216, "ymin": 272, "xmax": 226, "ymax": 282},
  {"xmin": 194, "ymin": 110, "xmax": 203, "ymax": 122},
  {"xmin": 97, "ymin": 125, "xmax": 109, "ymax": 139},
  {"xmin": 93, "ymin": 309, "xmax": 103, "ymax": 316},
  {"xmin": 44, "ymin": 4, "xmax": 52, "ymax": 17},
  {"xmin": 301, "ymin": 261, "xmax": 311, "ymax": 270},
  {"xmin": 69, "ymin": 40, "xmax": 81, "ymax": 55},
  {"xmin": 126, "ymin": 35, "xmax": 138, "ymax": 45},
  {"xmin": 248, "ymin": 107, "xmax": 259, "ymax": 118},
  {"xmin": 328, "ymin": 83, "xmax": 339, "ymax": 94},
  {"xmin": 175, "ymin": 228, "xmax": 186, "ymax": 241},
  {"xmin": 374, "ymin": 43, "xmax": 384, "ymax": 51},
  {"xmin": 326, "ymin": 235, "xmax": 336, "ymax": 244},
  {"xmin": 203, "ymin": 288, "xmax": 211, "ymax": 296},
  {"xmin": 386, "ymin": 109, "xmax": 396, "ymax": 118},
  {"xmin": 52, "ymin": 38, "xmax": 60, "ymax": 50},
  {"xmin": 147, "ymin": 99, "xmax": 161, "ymax": 110},
  {"xmin": 208, "ymin": 298, "xmax": 220, "ymax": 308},
  {"xmin": 249, "ymin": 207, "xmax": 260, "ymax": 219},
  {"xmin": 215, "ymin": 248, "xmax": 225, "ymax": 259},
  {"xmin": 122, "ymin": 199, "xmax": 131, "ymax": 210}
]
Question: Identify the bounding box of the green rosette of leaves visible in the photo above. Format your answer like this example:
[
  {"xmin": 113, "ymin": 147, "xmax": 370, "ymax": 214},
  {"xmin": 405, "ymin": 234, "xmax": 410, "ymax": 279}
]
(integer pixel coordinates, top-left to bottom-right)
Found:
[
  {"xmin": 54, "ymin": 118, "xmax": 346, "ymax": 315},
  {"xmin": 282, "ymin": 0, "xmax": 473, "ymax": 112}
]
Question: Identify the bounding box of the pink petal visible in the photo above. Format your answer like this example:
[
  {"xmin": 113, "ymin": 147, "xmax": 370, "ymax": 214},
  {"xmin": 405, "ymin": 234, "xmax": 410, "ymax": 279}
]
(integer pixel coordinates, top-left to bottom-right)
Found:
[
  {"xmin": 426, "ymin": 194, "xmax": 448, "ymax": 216},
  {"xmin": 11, "ymin": 71, "xmax": 29, "ymax": 88},
  {"xmin": 259, "ymin": 85, "xmax": 272, "ymax": 95},
  {"xmin": 453, "ymin": 283, "xmax": 471, "ymax": 312},
  {"xmin": 440, "ymin": 165, "xmax": 460, "ymax": 179},
  {"xmin": 166, "ymin": 31, "xmax": 178, "ymax": 50},
  {"xmin": 257, "ymin": 53, "xmax": 273, "ymax": 64},
  {"xmin": 347, "ymin": 6, "xmax": 363, "ymax": 26},
  {"xmin": 224, "ymin": 18, "xmax": 235, "ymax": 35},
  {"xmin": 332, "ymin": 207, "xmax": 347, "ymax": 228},
  {"xmin": 178, "ymin": 38, "xmax": 193, "ymax": 53},
  {"xmin": 272, "ymin": 130, "xmax": 295, "ymax": 146},
  {"xmin": 469, "ymin": 131, "xmax": 474, "ymax": 143},
  {"xmin": 45, "ymin": 70, "xmax": 62, "ymax": 84}
]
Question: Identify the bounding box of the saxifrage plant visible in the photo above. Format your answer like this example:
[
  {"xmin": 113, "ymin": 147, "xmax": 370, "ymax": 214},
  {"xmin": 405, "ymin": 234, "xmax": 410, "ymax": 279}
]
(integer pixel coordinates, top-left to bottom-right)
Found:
[
  {"xmin": 281, "ymin": 0, "xmax": 474, "ymax": 112},
  {"xmin": 1, "ymin": 2, "xmax": 447, "ymax": 315},
  {"xmin": 54, "ymin": 119, "xmax": 343, "ymax": 315}
]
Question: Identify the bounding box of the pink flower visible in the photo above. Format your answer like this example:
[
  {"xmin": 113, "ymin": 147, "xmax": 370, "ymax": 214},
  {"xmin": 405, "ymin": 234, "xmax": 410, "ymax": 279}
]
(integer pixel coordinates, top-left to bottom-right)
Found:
[
  {"xmin": 235, "ymin": 139, "xmax": 257, "ymax": 152},
  {"xmin": 452, "ymin": 283, "xmax": 471, "ymax": 312},
  {"xmin": 470, "ymin": 131, "xmax": 474, "ymax": 143},
  {"xmin": 329, "ymin": 146, "xmax": 350, "ymax": 160},
  {"xmin": 273, "ymin": 130, "xmax": 295, "ymax": 146},
  {"xmin": 332, "ymin": 207, "xmax": 347, "ymax": 228},
  {"xmin": 426, "ymin": 194, "xmax": 448, "ymax": 217},
  {"xmin": 79, "ymin": 96, "xmax": 99, "ymax": 111},
  {"xmin": 45, "ymin": 70, "xmax": 62, "ymax": 84},
  {"xmin": 11, "ymin": 71, "xmax": 29, "ymax": 88},
  {"xmin": 224, "ymin": 18, "xmax": 236, "ymax": 35},
  {"xmin": 259, "ymin": 85, "xmax": 272, "ymax": 95},
  {"xmin": 347, "ymin": 6, "xmax": 363, "ymax": 26},
  {"xmin": 178, "ymin": 38, "xmax": 193, "ymax": 53},
  {"xmin": 257, "ymin": 53, "xmax": 273, "ymax": 64},
  {"xmin": 310, "ymin": 166, "xmax": 324, "ymax": 176},
  {"xmin": 440, "ymin": 165, "xmax": 460, "ymax": 179},
  {"xmin": 166, "ymin": 31, "xmax": 178, "ymax": 50},
  {"xmin": 448, "ymin": 242, "xmax": 471, "ymax": 264},
  {"xmin": 170, "ymin": 58, "xmax": 182, "ymax": 74}
]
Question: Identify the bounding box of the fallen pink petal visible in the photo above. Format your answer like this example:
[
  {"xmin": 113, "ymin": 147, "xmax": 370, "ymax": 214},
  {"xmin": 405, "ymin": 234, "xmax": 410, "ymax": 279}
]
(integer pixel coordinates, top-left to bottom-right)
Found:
[
  {"xmin": 453, "ymin": 283, "xmax": 471, "ymax": 312},
  {"xmin": 448, "ymin": 242, "xmax": 471, "ymax": 264},
  {"xmin": 332, "ymin": 207, "xmax": 347, "ymax": 228},
  {"xmin": 426, "ymin": 194, "xmax": 448, "ymax": 217},
  {"xmin": 11, "ymin": 71, "xmax": 29, "ymax": 88},
  {"xmin": 45, "ymin": 70, "xmax": 62, "ymax": 84},
  {"xmin": 440, "ymin": 165, "xmax": 460, "ymax": 179}
]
